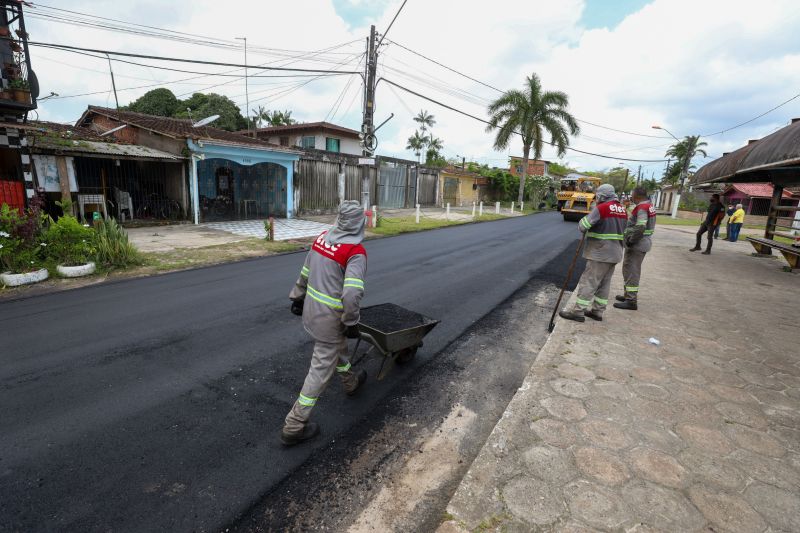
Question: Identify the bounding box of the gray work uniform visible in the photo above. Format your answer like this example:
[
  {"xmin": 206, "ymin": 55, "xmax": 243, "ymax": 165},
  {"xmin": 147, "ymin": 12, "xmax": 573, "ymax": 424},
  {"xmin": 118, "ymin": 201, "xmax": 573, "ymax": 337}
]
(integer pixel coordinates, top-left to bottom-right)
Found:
[
  {"xmin": 284, "ymin": 231, "xmax": 367, "ymax": 434},
  {"xmin": 621, "ymin": 201, "xmax": 656, "ymax": 301},
  {"xmin": 567, "ymin": 200, "xmax": 627, "ymax": 316}
]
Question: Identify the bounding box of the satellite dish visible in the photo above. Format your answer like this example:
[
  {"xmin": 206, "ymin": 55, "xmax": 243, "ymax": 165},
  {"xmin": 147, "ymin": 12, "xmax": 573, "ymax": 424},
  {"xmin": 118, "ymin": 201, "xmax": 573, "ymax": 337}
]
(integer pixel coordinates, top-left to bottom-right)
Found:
[
  {"xmin": 100, "ymin": 124, "xmax": 127, "ymax": 137},
  {"xmin": 193, "ymin": 114, "xmax": 220, "ymax": 127}
]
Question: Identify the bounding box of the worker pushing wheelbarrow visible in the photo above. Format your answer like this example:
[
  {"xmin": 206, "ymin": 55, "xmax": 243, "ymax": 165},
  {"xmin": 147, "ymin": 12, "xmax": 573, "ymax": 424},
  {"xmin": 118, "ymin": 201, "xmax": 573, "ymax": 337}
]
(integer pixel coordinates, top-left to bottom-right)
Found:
[{"xmin": 281, "ymin": 201, "xmax": 439, "ymax": 447}]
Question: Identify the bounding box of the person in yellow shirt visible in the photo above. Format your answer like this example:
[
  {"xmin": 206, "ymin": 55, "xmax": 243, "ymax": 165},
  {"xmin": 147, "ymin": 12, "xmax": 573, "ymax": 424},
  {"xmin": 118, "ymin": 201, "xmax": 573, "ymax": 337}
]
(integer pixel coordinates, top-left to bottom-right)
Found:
[{"xmin": 728, "ymin": 203, "xmax": 745, "ymax": 242}]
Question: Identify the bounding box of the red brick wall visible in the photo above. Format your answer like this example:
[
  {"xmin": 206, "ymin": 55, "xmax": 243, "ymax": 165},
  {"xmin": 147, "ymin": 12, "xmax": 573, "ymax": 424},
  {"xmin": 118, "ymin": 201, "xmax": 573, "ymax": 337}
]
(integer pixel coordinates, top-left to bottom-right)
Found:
[
  {"xmin": 509, "ymin": 159, "xmax": 546, "ymax": 178},
  {"xmin": 88, "ymin": 115, "xmax": 139, "ymax": 144}
]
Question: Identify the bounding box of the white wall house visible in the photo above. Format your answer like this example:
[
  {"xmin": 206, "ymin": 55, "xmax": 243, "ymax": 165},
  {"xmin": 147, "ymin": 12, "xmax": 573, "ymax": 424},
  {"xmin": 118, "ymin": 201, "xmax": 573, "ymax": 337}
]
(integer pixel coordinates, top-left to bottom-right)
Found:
[{"xmin": 248, "ymin": 122, "xmax": 362, "ymax": 156}]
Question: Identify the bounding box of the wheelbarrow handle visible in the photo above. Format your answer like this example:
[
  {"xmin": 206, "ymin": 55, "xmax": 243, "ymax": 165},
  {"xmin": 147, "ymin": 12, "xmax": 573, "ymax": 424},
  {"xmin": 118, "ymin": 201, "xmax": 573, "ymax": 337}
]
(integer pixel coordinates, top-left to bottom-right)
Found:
[{"xmin": 357, "ymin": 331, "xmax": 388, "ymax": 357}]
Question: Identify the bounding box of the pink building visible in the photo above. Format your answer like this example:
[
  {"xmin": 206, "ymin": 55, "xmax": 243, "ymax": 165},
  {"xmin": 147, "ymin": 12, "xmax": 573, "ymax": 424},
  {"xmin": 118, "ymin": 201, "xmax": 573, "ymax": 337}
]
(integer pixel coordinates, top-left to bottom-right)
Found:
[{"xmin": 722, "ymin": 183, "xmax": 798, "ymax": 216}]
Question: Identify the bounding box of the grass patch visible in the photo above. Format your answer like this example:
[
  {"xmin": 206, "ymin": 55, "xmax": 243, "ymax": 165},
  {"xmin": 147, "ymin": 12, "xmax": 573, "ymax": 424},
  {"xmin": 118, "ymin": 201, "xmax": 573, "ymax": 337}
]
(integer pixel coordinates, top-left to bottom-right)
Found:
[
  {"xmin": 656, "ymin": 215, "xmax": 703, "ymax": 226},
  {"xmin": 140, "ymin": 239, "xmax": 302, "ymax": 272}
]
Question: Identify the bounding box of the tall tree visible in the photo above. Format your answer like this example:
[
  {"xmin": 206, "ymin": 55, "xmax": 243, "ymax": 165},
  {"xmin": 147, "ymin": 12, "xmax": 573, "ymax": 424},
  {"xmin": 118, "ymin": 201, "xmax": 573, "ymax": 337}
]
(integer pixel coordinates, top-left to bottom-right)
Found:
[
  {"xmin": 413, "ymin": 110, "xmax": 436, "ymax": 134},
  {"xmin": 176, "ymin": 93, "xmax": 247, "ymax": 131},
  {"xmin": 486, "ymin": 73, "xmax": 579, "ymax": 204},
  {"xmin": 406, "ymin": 130, "xmax": 428, "ymax": 164},
  {"xmin": 251, "ymin": 105, "xmax": 268, "ymax": 128},
  {"xmin": 665, "ymin": 135, "xmax": 707, "ymax": 184},
  {"xmin": 426, "ymin": 136, "xmax": 444, "ymax": 165},
  {"xmin": 265, "ymin": 110, "xmax": 296, "ymax": 126}
]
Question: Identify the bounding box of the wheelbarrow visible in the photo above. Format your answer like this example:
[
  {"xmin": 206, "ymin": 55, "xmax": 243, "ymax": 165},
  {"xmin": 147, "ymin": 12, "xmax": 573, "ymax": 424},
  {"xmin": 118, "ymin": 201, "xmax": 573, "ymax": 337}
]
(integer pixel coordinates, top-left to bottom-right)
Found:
[{"xmin": 351, "ymin": 303, "xmax": 440, "ymax": 380}]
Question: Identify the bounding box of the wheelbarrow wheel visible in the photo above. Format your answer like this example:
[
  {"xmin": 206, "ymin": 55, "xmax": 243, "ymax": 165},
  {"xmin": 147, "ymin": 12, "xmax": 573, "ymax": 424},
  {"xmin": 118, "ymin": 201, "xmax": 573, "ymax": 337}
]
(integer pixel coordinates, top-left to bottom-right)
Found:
[{"xmin": 395, "ymin": 347, "xmax": 418, "ymax": 365}]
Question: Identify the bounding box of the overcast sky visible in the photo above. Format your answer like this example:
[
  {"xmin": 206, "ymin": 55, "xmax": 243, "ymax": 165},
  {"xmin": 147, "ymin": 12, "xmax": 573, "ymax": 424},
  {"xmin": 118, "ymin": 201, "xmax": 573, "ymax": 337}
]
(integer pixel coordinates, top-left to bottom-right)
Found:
[{"xmin": 27, "ymin": 0, "xmax": 800, "ymax": 176}]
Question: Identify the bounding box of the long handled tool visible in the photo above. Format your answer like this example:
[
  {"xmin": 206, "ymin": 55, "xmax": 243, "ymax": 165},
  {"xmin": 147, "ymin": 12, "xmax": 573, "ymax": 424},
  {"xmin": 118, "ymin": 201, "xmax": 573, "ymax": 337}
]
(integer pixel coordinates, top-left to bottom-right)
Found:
[{"xmin": 547, "ymin": 233, "xmax": 586, "ymax": 332}]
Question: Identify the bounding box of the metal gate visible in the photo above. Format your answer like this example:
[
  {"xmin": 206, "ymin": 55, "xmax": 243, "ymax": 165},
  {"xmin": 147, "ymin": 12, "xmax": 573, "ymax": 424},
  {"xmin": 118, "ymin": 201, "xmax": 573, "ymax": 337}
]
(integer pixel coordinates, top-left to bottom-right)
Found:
[
  {"xmin": 443, "ymin": 177, "xmax": 458, "ymax": 206},
  {"xmin": 378, "ymin": 163, "xmax": 407, "ymax": 208}
]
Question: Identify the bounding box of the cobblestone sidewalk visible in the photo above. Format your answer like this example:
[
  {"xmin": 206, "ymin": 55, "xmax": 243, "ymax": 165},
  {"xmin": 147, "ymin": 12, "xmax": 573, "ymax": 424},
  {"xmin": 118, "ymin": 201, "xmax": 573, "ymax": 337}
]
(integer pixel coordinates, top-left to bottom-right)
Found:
[{"xmin": 440, "ymin": 228, "xmax": 800, "ymax": 532}]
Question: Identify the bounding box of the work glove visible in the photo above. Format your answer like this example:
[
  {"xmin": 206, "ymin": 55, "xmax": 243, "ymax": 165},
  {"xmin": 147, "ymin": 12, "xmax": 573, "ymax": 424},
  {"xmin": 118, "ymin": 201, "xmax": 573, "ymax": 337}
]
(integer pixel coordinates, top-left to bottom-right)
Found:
[
  {"xmin": 290, "ymin": 299, "xmax": 304, "ymax": 316},
  {"xmin": 345, "ymin": 325, "xmax": 361, "ymax": 339}
]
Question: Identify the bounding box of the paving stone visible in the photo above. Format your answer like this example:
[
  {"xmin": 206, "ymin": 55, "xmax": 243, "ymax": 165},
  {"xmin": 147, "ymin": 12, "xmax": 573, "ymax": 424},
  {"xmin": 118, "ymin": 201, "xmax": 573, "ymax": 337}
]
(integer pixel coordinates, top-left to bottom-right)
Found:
[
  {"xmin": 771, "ymin": 425, "xmax": 800, "ymax": 453},
  {"xmin": 735, "ymin": 370, "xmax": 785, "ymax": 390},
  {"xmin": 557, "ymin": 363, "xmax": 596, "ymax": 383},
  {"xmin": 628, "ymin": 447, "xmax": 688, "ymax": 489},
  {"xmin": 786, "ymin": 387, "xmax": 800, "ymax": 400},
  {"xmin": 764, "ymin": 359, "xmax": 800, "ymax": 376},
  {"xmin": 714, "ymin": 402, "xmax": 769, "ymax": 430},
  {"xmin": 550, "ymin": 378, "xmax": 591, "ymax": 399},
  {"xmin": 731, "ymin": 358, "xmax": 775, "ymax": 376},
  {"xmin": 530, "ymin": 418, "xmax": 577, "ymax": 448},
  {"xmin": 763, "ymin": 406, "xmax": 800, "ymax": 429},
  {"xmin": 708, "ymin": 383, "xmax": 757, "ymax": 404},
  {"xmin": 743, "ymin": 482, "xmax": 800, "ymax": 532},
  {"xmin": 631, "ymin": 383, "xmax": 671, "ymax": 402},
  {"xmin": 671, "ymin": 369, "xmax": 709, "ymax": 386},
  {"xmin": 775, "ymin": 372, "xmax": 800, "ymax": 389},
  {"xmin": 565, "ymin": 481, "xmax": 631, "ymax": 530},
  {"xmin": 593, "ymin": 380, "xmax": 633, "ymax": 400},
  {"xmin": 688, "ymin": 485, "xmax": 767, "ymax": 533},
  {"xmin": 634, "ymin": 423, "xmax": 685, "ymax": 455},
  {"xmin": 584, "ymin": 396, "xmax": 627, "ymax": 419},
  {"xmin": 677, "ymin": 449, "xmax": 746, "ymax": 491},
  {"xmin": 747, "ymin": 387, "xmax": 799, "ymax": 411},
  {"xmin": 728, "ymin": 449, "xmax": 800, "ymax": 490},
  {"xmin": 675, "ymin": 424, "xmax": 735, "ymax": 455},
  {"xmin": 665, "ymin": 355, "xmax": 704, "ymax": 370},
  {"xmin": 669, "ymin": 383, "xmax": 718, "ymax": 404},
  {"xmin": 541, "ymin": 396, "xmax": 587, "ymax": 421},
  {"xmin": 630, "ymin": 366, "xmax": 671, "ymax": 384},
  {"xmin": 502, "ymin": 476, "xmax": 566, "ymax": 527},
  {"xmin": 725, "ymin": 423, "xmax": 786, "ymax": 457},
  {"xmin": 594, "ymin": 366, "xmax": 629, "ymax": 383},
  {"xmin": 625, "ymin": 480, "xmax": 706, "ymax": 532},
  {"xmin": 627, "ymin": 398, "xmax": 680, "ymax": 425},
  {"xmin": 522, "ymin": 445, "xmax": 578, "ymax": 484},
  {"xmin": 554, "ymin": 522, "xmax": 599, "ymax": 533},
  {"xmin": 578, "ymin": 419, "xmax": 632, "ymax": 450},
  {"xmin": 574, "ymin": 447, "xmax": 630, "ymax": 486},
  {"xmin": 701, "ymin": 367, "xmax": 748, "ymax": 388}
]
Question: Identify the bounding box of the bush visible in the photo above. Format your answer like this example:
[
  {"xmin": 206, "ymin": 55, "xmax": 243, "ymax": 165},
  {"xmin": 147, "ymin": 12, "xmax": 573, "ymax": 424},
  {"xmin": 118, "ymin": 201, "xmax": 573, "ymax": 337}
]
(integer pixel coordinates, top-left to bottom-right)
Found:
[
  {"xmin": 0, "ymin": 197, "xmax": 47, "ymax": 274},
  {"xmin": 43, "ymin": 215, "xmax": 96, "ymax": 266},
  {"xmin": 94, "ymin": 218, "xmax": 142, "ymax": 268}
]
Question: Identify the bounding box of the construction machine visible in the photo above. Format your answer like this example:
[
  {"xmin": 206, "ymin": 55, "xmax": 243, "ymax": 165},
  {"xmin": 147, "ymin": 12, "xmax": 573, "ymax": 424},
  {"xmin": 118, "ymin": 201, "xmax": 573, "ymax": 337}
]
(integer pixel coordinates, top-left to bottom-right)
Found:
[{"xmin": 559, "ymin": 176, "xmax": 603, "ymax": 222}]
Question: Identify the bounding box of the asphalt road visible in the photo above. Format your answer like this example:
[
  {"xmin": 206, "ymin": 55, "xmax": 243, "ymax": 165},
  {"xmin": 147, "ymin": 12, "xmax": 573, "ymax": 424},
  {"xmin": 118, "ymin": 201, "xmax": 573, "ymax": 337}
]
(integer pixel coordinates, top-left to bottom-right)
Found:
[{"xmin": 0, "ymin": 212, "xmax": 578, "ymax": 532}]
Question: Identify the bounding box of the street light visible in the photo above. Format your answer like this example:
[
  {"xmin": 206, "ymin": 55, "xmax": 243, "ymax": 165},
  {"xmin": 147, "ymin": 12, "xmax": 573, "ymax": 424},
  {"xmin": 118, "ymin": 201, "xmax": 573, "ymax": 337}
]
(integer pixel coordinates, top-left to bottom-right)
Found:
[
  {"xmin": 653, "ymin": 125, "xmax": 689, "ymax": 219},
  {"xmin": 235, "ymin": 36, "xmax": 252, "ymax": 138}
]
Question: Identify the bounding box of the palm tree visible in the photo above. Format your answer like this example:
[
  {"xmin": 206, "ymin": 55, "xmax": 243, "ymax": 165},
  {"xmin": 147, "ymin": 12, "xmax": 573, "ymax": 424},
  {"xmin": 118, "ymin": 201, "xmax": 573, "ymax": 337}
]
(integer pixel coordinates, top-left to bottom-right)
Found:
[
  {"xmin": 486, "ymin": 73, "xmax": 579, "ymax": 204},
  {"xmin": 425, "ymin": 136, "xmax": 443, "ymax": 164},
  {"xmin": 665, "ymin": 135, "xmax": 707, "ymax": 187},
  {"xmin": 251, "ymin": 105, "xmax": 268, "ymax": 128},
  {"xmin": 406, "ymin": 130, "xmax": 428, "ymax": 164},
  {"xmin": 413, "ymin": 110, "xmax": 436, "ymax": 135}
]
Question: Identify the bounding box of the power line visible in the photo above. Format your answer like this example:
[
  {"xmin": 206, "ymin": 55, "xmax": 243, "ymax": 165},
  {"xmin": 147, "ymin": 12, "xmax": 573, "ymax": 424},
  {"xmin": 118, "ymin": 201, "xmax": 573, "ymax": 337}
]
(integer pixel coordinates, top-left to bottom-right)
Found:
[
  {"xmin": 28, "ymin": 41, "xmax": 365, "ymax": 75},
  {"xmin": 701, "ymin": 91, "xmax": 800, "ymax": 137},
  {"xmin": 381, "ymin": 78, "xmax": 668, "ymax": 163},
  {"xmin": 376, "ymin": 0, "xmax": 408, "ymax": 49}
]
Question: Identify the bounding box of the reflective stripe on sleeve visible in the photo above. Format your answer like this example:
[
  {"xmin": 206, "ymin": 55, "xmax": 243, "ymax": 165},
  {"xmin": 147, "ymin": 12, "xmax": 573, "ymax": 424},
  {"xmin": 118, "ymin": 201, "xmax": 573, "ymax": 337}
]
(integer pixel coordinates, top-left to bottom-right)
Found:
[
  {"xmin": 300, "ymin": 266, "xmax": 310, "ymax": 278},
  {"xmin": 336, "ymin": 363, "xmax": 352, "ymax": 373},
  {"xmin": 580, "ymin": 218, "xmax": 592, "ymax": 229},
  {"xmin": 307, "ymin": 285, "xmax": 344, "ymax": 310},
  {"xmin": 586, "ymin": 232, "xmax": 624, "ymax": 240},
  {"xmin": 643, "ymin": 230, "xmax": 655, "ymax": 235},
  {"xmin": 298, "ymin": 394, "xmax": 317, "ymax": 407},
  {"xmin": 343, "ymin": 277, "xmax": 364, "ymax": 289}
]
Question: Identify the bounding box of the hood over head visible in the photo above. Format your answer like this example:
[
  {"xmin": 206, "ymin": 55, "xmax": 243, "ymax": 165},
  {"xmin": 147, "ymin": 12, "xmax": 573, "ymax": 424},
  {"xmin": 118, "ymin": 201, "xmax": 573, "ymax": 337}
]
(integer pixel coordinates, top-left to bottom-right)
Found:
[
  {"xmin": 325, "ymin": 200, "xmax": 365, "ymax": 245},
  {"xmin": 596, "ymin": 183, "xmax": 618, "ymax": 203}
]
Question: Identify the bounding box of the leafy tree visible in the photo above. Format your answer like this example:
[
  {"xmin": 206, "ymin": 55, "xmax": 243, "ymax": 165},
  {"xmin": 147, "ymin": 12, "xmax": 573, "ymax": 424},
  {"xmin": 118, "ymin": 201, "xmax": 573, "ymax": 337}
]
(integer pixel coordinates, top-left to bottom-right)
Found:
[
  {"xmin": 548, "ymin": 161, "xmax": 575, "ymax": 176},
  {"xmin": 125, "ymin": 88, "xmax": 181, "ymax": 117},
  {"xmin": 406, "ymin": 130, "xmax": 427, "ymax": 164},
  {"xmin": 425, "ymin": 136, "xmax": 444, "ymax": 166},
  {"xmin": 265, "ymin": 110, "xmax": 296, "ymax": 126},
  {"xmin": 180, "ymin": 92, "xmax": 209, "ymax": 114},
  {"xmin": 176, "ymin": 93, "xmax": 247, "ymax": 131},
  {"xmin": 486, "ymin": 73, "xmax": 579, "ymax": 204}
]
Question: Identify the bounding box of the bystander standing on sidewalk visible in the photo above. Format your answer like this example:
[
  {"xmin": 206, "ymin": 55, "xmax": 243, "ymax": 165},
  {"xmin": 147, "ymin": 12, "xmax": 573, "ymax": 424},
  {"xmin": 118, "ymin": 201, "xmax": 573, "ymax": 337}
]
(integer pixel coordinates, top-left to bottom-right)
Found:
[
  {"xmin": 716, "ymin": 203, "xmax": 734, "ymax": 238},
  {"xmin": 690, "ymin": 193, "xmax": 724, "ymax": 254},
  {"xmin": 728, "ymin": 203, "xmax": 745, "ymax": 242}
]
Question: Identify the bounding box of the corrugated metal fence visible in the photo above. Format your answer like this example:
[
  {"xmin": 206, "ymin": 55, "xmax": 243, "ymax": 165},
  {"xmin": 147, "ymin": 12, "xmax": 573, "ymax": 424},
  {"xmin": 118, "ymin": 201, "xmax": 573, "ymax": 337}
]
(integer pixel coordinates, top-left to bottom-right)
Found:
[{"xmin": 295, "ymin": 155, "xmax": 437, "ymax": 214}]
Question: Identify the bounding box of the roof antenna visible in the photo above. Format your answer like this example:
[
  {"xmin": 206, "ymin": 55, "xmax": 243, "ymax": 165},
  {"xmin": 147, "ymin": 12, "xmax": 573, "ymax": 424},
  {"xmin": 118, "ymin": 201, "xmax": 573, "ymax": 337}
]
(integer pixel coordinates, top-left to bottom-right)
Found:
[{"xmin": 186, "ymin": 108, "xmax": 194, "ymax": 123}]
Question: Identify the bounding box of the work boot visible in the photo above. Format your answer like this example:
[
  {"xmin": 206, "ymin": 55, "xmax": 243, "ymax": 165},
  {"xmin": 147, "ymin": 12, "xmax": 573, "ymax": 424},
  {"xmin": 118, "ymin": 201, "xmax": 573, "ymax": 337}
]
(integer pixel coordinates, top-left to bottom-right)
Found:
[
  {"xmin": 615, "ymin": 295, "xmax": 626, "ymax": 302},
  {"xmin": 584, "ymin": 310, "xmax": 603, "ymax": 321},
  {"xmin": 345, "ymin": 369, "xmax": 368, "ymax": 397},
  {"xmin": 280, "ymin": 422, "xmax": 320, "ymax": 447},
  {"xmin": 558, "ymin": 309, "xmax": 585, "ymax": 323},
  {"xmin": 701, "ymin": 250, "xmax": 711, "ymax": 255},
  {"xmin": 613, "ymin": 300, "xmax": 638, "ymax": 311},
  {"xmin": 689, "ymin": 247, "xmax": 701, "ymax": 252}
]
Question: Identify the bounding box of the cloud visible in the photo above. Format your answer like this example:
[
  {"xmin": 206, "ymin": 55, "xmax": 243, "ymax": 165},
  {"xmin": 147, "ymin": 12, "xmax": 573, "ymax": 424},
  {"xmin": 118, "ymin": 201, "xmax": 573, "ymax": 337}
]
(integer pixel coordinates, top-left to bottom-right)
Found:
[{"xmin": 29, "ymin": 0, "xmax": 800, "ymax": 175}]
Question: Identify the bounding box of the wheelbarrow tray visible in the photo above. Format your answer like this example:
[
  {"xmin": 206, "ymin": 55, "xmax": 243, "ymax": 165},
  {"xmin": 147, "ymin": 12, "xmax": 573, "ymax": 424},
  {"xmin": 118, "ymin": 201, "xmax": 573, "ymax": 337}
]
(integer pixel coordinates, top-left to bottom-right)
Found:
[{"xmin": 358, "ymin": 303, "xmax": 439, "ymax": 355}]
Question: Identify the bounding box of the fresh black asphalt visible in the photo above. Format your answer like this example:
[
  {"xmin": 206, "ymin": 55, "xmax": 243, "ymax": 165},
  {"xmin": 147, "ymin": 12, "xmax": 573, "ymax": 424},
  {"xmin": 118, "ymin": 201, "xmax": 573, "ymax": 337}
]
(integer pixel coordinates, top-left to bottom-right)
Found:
[{"xmin": 0, "ymin": 212, "xmax": 579, "ymax": 532}]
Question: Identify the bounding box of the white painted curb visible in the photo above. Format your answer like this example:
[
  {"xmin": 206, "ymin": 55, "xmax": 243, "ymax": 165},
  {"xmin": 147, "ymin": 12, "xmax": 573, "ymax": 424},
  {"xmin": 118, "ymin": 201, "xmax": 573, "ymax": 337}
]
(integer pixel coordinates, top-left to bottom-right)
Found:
[
  {"xmin": 56, "ymin": 262, "xmax": 96, "ymax": 278},
  {"xmin": 1, "ymin": 267, "xmax": 49, "ymax": 286}
]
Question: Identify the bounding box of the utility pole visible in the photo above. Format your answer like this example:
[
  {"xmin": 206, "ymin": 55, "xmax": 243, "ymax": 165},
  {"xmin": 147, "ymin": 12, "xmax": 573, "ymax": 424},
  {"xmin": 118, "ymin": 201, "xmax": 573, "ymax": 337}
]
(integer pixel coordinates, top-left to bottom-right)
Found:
[
  {"xmin": 236, "ymin": 37, "xmax": 252, "ymax": 138},
  {"xmin": 359, "ymin": 25, "xmax": 378, "ymax": 210},
  {"xmin": 106, "ymin": 53, "xmax": 119, "ymax": 110},
  {"xmin": 637, "ymin": 164, "xmax": 642, "ymax": 186}
]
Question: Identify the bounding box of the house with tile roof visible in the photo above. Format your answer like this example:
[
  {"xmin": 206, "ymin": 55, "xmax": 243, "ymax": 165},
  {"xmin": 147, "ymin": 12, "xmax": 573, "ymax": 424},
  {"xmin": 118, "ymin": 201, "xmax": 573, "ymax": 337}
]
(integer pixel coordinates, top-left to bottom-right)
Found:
[
  {"xmin": 77, "ymin": 106, "xmax": 301, "ymax": 222},
  {"xmin": 244, "ymin": 121, "xmax": 362, "ymax": 155}
]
